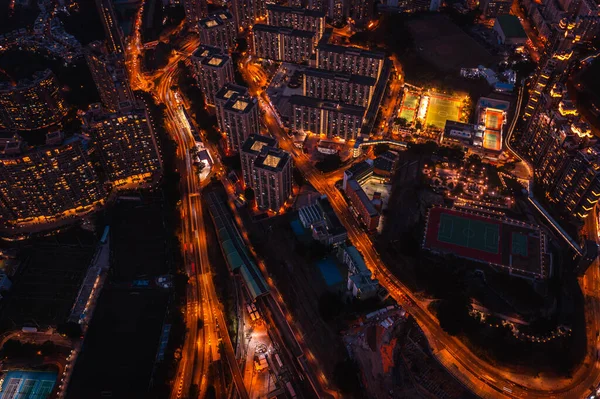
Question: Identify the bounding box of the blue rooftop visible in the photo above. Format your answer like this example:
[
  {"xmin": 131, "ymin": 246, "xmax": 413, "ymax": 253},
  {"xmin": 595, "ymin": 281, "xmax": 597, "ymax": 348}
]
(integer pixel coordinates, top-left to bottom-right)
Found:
[{"xmin": 317, "ymin": 258, "xmax": 344, "ymax": 287}]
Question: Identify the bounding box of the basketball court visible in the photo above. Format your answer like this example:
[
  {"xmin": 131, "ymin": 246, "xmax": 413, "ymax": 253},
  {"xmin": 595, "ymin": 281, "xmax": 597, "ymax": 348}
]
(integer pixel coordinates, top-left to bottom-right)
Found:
[
  {"xmin": 425, "ymin": 95, "xmax": 461, "ymax": 129},
  {"xmin": 437, "ymin": 212, "xmax": 500, "ymax": 254}
]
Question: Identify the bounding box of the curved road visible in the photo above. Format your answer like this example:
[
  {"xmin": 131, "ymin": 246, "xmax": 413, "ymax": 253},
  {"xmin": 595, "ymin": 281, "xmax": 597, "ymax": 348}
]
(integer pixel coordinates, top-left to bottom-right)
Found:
[{"xmin": 240, "ymin": 57, "xmax": 600, "ymax": 399}]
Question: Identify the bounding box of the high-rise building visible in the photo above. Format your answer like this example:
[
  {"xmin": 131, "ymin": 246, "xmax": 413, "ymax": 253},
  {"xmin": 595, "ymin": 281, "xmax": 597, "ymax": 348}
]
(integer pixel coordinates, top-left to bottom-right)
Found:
[
  {"xmin": 523, "ymin": 20, "xmax": 577, "ymax": 122},
  {"xmin": 266, "ymin": 5, "xmax": 326, "ymax": 44},
  {"xmin": 0, "ymin": 70, "xmax": 68, "ymax": 131},
  {"xmin": 85, "ymin": 41, "xmax": 135, "ymax": 112},
  {"xmin": 0, "ymin": 132, "xmax": 106, "ymax": 228},
  {"xmin": 215, "ymin": 88, "xmax": 260, "ymax": 152},
  {"xmin": 574, "ymin": 0, "xmax": 600, "ymax": 42},
  {"xmin": 315, "ymin": 43, "xmax": 385, "ymax": 79},
  {"xmin": 329, "ymin": 0, "xmax": 347, "ymax": 25},
  {"xmin": 83, "ymin": 104, "xmax": 162, "ymax": 186},
  {"xmin": 303, "ymin": 67, "xmax": 376, "ymax": 108},
  {"xmin": 240, "ymin": 134, "xmax": 278, "ymax": 187},
  {"xmin": 95, "ymin": 0, "xmax": 125, "ymax": 54},
  {"xmin": 518, "ymin": 99, "xmax": 600, "ymax": 222},
  {"xmin": 349, "ymin": 0, "xmax": 376, "ymax": 28},
  {"xmin": 252, "ymin": 24, "xmax": 316, "ymax": 62},
  {"xmin": 290, "ymin": 95, "xmax": 365, "ymax": 140},
  {"xmin": 215, "ymin": 83, "xmax": 249, "ymax": 131},
  {"xmin": 231, "ymin": 0, "xmax": 268, "ymax": 31},
  {"xmin": 183, "ymin": 0, "xmax": 209, "ymax": 28},
  {"xmin": 480, "ymin": 0, "xmax": 512, "ymax": 18},
  {"xmin": 199, "ymin": 11, "xmax": 237, "ymax": 52},
  {"xmin": 190, "ymin": 45, "xmax": 235, "ymax": 106},
  {"xmin": 252, "ymin": 146, "xmax": 293, "ymax": 211}
]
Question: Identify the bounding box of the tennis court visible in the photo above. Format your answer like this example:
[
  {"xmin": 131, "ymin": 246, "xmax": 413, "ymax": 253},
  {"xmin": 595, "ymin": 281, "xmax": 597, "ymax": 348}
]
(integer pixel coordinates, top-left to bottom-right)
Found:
[
  {"xmin": 484, "ymin": 109, "xmax": 504, "ymax": 131},
  {"xmin": 511, "ymin": 233, "xmax": 528, "ymax": 257},
  {"xmin": 437, "ymin": 212, "xmax": 500, "ymax": 254},
  {"xmin": 483, "ymin": 130, "xmax": 501, "ymax": 151},
  {"xmin": 425, "ymin": 96, "xmax": 461, "ymax": 129},
  {"xmin": 424, "ymin": 208, "xmax": 546, "ymax": 277}
]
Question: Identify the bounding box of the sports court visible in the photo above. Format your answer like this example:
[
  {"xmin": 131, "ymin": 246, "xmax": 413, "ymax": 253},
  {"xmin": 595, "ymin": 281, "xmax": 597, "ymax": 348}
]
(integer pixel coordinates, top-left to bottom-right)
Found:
[
  {"xmin": 0, "ymin": 370, "xmax": 56, "ymax": 399},
  {"xmin": 483, "ymin": 130, "xmax": 502, "ymax": 151},
  {"xmin": 437, "ymin": 212, "xmax": 500, "ymax": 254},
  {"xmin": 424, "ymin": 207, "xmax": 547, "ymax": 278},
  {"xmin": 425, "ymin": 95, "xmax": 461, "ymax": 129},
  {"xmin": 402, "ymin": 92, "xmax": 420, "ymax": 109},
  {"xmin": 511, "ymin": 233, "xmax": 528, "ymax": 257},
  {"xmin": 484, "ymin": 109, "xmax": 504, "ymax": 131},
  {"xmin": 398, "ymin": 92, "xmax": 420, "ymax": 124}
]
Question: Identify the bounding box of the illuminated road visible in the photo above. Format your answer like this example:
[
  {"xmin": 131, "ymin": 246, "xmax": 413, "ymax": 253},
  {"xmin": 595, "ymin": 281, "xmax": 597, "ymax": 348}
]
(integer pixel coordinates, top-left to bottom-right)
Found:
[
  {"xmin": 125, "ymin": 8, "xmax": 249, "ymax": 398},
  {"xmin": 160, "ymin": 64, "xmax": 250, "ymax": 399},
  {"xmin": 239, "ymin": 56, "xmax": 600, "ymax": 398}
]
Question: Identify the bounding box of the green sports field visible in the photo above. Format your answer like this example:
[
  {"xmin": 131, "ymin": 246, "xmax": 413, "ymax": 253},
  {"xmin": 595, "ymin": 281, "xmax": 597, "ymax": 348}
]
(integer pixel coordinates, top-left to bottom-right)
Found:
[
  {"xmin": 425, "ymin": 96, "xmax": 461, "ymax": 129},
  {"xmin": 403, "ymin": 93, "xmax": 420, "ymax": 109},
  {"xmin": 437, "ymin": 212, "xmax": 500, "ymax": 254}
]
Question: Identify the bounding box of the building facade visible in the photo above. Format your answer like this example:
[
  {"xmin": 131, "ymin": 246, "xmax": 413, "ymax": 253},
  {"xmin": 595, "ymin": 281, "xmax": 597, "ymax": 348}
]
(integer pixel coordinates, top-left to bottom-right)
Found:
[
  {"xmin": 480, "ymin": 0, "xmax": 512, "ymax": 18},
  {"xmin": 251, "ymin": 145, "xmax": 293, "ymax": 211},
  {"xmin": 0, "ymin": 70, "xmax": 68, "ymax": 131},
  {"xmin": 303, "ymin": 67, "xmax": 375, "ymax": 107},
  {"xmin": 0, "ymin": 132, "xmax": 105, "ymax": 228},
  {"xmin": 215, "ymin": 83, "xmax": 249, "ymax": 132},
  {"xmin": 266, "ymin": 5, "xmax": 326, "ymax": 44},
  {"xmin": 346, "ymin": 179, "xmax": 379, "ymax": 230},
  {"xmin": 191, "ymin": 46, "xmax": 235, "ymax": 106},
  {"xmin": 95, "ymin": 0, "xmax": 125, "ymax": 54},
  {"xmin": 218, "ymin": 92, "xmax": 260, "ymax": 152},
  {"xmin": 290, "ymin": 95, "xmax": 364, "ymax": 140},
  {"xmin": 315, "ymin": 43, "xmax": 385, "ymax": 79},
  {"xmin": 199, "ymin": 11, "xmax": 236, "ymax": 52},
  {"xmin": 183, "ymin": 0, "xmax": 208, "ymax": 28},
  {"xmin": 84, "ymin": 105, "xmax": 162, "ymax": 187},
  {"xmin": 252, "ymin": 24, "xmax": 316, "ymax": 62},
  {"xmin": 240, "ymin": 134, "xmax": 278, "ymax": 188},
  {"xmin": 85, "ymin": 41, "xmax": 135, "ymax": 112}
]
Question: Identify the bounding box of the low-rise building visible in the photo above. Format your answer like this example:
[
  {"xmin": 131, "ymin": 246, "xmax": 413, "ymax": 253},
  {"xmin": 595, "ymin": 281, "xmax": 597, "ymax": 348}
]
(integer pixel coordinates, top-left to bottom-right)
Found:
[
  {"xmin": 298, "ymin": 195, "xmax": 348, "ymax": 245},
  {"xmin": 346, "ymin": 179, "xmax": 380, "ymax": 231},
  {"xmin": 373, "ymin": 151, "xmax": 399, "ymax": 178},
  {"xmin": 493, "ymin": 15, "xmax": 528, "ymax": 45},
  {"xmin": 338, "ymin": 244, "xmax": 378, "ymax": 299},
  {"xmin": 343, "ymin": 160, "xmax": 373, "ymax": 190},
  {"xmin": 442, "ymin": 120, "xmax": 484, "ymax": 148}
]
